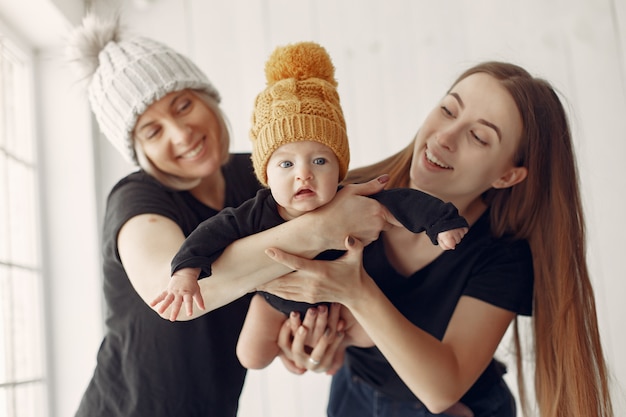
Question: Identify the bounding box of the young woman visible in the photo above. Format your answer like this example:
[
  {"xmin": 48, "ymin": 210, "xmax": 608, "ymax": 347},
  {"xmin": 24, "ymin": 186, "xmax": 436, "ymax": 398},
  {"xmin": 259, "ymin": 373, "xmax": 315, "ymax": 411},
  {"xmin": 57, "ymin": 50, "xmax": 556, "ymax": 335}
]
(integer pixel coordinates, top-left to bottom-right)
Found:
[{"xmin": 262, "ymin": 62, "xmax": 614, "ymax": 417}]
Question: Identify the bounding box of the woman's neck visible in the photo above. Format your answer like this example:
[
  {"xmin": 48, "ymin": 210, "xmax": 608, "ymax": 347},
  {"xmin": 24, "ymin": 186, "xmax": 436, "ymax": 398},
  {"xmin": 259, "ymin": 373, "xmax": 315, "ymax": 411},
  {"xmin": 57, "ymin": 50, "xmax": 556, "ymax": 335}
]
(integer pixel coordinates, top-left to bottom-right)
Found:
[
  {"xmin": 457, "ymin": 196, "xmax": 488, "ymax": 227},
  {"xmin": 189, "ymin": 170, "xmax": 226, "ymax": 210}
]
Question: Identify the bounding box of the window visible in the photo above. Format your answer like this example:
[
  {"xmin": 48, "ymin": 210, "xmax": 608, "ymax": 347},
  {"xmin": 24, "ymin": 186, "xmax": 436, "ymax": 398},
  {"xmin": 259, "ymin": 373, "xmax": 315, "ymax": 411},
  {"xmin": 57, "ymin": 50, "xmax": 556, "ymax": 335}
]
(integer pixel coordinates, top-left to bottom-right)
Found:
[{"xmin": 0, "ymin": 30, "xmax": 47, "ymax": 417}]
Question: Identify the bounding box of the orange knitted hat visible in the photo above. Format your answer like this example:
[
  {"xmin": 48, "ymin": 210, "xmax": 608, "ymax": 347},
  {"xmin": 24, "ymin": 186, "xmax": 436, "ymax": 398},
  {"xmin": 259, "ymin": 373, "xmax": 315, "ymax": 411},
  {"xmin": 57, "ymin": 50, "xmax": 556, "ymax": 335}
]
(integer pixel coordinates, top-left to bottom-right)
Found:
[{"xmin": 250, "ymin": 42, "xmax": 350, "ymax": 186}]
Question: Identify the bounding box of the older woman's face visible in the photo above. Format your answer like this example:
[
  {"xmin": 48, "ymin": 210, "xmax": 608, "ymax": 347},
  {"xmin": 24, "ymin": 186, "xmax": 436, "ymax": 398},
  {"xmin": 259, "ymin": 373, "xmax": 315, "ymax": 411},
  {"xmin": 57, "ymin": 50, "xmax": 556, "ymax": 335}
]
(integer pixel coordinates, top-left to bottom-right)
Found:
[
  {"xmin": 410, "ymin": 73, "xmax": 525, "ymax": 209},
  {"xmin": 133, "ymin": 90, "xmax": 224, "ymax": 179}
]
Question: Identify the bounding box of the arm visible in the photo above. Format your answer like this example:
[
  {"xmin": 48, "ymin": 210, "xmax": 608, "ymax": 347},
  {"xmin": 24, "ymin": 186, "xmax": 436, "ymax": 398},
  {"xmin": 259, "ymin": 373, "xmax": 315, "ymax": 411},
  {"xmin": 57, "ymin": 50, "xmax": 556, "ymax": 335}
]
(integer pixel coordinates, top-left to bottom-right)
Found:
[
  {"xmin": 369, "ymin": 188, "xmax": 469, "ymax": 246},
  {"xmin": 209, "ymin": 176, "xmax": 394, "ymax": 280},
  {"xmin": 120, "ymin": 211, "xmax": 325, "ymax": 321},
  {"xmin": 349, "ymin": 276, "xmax": 513, "ymax": 413},
  {"xmin": 118, "ymin": 213, "xmax": 188, "ymax": 310},
  {"xmin": 148, "ymin": 175, "xmax": 394, "ymax": 320},
  {"xmin": 263, "ymin": 237, "xmax": 514, "ymax": 413}
]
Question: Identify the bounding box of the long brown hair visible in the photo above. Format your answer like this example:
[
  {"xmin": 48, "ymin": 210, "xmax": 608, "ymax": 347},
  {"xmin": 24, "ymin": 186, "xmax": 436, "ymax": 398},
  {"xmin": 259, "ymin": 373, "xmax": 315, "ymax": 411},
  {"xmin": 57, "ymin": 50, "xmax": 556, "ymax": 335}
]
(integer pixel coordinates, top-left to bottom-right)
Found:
[{"xmin": 345, "ymin": 62, "xmax": 613, "ymax": 417}]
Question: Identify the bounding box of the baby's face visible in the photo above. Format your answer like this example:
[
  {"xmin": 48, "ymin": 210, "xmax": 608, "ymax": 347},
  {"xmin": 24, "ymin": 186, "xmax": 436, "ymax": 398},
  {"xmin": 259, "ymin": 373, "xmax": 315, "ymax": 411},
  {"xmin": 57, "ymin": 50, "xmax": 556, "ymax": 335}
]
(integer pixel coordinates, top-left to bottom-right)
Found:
[{"xmin": 266, "ymin": 141, "xmax": 340, "ymax": 220}]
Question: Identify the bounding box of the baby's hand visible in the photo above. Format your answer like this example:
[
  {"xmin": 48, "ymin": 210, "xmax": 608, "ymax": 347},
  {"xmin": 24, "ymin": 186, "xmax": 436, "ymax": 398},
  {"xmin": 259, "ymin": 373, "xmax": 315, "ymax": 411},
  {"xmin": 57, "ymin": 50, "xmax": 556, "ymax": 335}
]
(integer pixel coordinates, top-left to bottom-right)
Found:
[
  {"xmin": 149, "ymin": 267, "xmax": 205, "ymax": 321},
  {"xmin": 437, "ymin": 227, "xmax": 468, "ymax": 250}
]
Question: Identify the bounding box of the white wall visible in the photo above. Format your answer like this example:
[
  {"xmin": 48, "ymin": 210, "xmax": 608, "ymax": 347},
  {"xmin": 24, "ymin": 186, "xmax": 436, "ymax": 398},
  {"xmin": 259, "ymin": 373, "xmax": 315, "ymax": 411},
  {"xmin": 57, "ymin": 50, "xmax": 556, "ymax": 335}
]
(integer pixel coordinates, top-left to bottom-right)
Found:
[
  {"xmin": 2, "ymin": 0, "xmax": 624, "ymax": 416},
  {"xmin": 37, "ymin": 47, "xmax": 104, "ymax": 417}
]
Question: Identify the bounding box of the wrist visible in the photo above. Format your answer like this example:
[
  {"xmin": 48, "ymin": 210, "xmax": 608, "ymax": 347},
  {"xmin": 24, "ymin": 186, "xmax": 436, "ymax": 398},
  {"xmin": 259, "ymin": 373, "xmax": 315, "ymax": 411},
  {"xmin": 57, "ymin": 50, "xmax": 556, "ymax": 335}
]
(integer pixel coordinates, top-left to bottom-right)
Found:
[
  {"xmin": 292, "ymin": 211, "xmax": 332, "ymax": 256},
  {"xmin": 345, "ymin": 272, "xmax": 378, "ymax": 313},
  {"xmin": 172, "ymin": 267, "xmax": 200, "ymax": 281}
]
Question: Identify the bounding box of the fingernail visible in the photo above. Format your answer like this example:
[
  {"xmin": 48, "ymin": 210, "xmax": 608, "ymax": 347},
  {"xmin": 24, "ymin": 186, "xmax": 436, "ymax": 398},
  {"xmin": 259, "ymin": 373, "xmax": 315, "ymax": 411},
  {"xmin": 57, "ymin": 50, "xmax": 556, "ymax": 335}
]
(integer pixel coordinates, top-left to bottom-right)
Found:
[
  {"xmin": 265, "ymin": 249, "xmax": 276, "ymax": 257},
  {"xmin": 318, "ymin": 305, "xmax": 327, "ymax": 314},
  {"xmin": 347, "ymin": 236, "xmax": 355, "ymax": 246},
  {"xmin": 377, "ymin": 174, "xmax": 390, "ymax": 184}
]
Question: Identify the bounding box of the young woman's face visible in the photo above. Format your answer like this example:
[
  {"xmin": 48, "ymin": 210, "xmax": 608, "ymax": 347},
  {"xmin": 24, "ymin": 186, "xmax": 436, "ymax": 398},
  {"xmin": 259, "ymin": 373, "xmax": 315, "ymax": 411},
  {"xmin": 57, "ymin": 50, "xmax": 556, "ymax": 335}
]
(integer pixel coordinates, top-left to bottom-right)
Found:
[
  {"xmin": 266, "ymin": 141, "xmax": 340, "ymax": 221},
  {"xmin": 410, "ymin": 73, "xmax": 525, "ymax": 208},
  {"xmin": 133, "ymin": 90, "xmax": 224, "ymax": 179}
]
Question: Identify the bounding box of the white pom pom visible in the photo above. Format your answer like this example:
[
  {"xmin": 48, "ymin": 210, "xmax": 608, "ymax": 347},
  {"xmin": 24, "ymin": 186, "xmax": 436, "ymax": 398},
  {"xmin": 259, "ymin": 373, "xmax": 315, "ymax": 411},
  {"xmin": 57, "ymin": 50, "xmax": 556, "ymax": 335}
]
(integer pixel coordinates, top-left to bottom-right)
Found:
[{"xmin": 65, "ymin": 12, "xmax": 122, "ymax": 83}]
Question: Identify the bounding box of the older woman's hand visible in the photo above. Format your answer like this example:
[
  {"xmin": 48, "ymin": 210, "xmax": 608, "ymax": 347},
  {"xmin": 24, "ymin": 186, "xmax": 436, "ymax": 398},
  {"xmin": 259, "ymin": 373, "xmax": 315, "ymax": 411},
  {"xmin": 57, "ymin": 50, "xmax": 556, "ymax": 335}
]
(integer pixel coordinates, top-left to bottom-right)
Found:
[{"xmin": 310, "ymin": 175, "xmax": 400, "ymax": 250}]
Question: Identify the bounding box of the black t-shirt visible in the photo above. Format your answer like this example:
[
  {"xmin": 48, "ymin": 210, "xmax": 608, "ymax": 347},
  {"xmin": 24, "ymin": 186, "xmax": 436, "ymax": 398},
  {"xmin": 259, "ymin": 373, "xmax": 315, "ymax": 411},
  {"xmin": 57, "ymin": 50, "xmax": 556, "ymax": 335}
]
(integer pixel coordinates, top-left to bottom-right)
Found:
[
  {"xmin": 344, "ymin": 211, "xmax": 534, "ymax": 407},
  {"xmin": 75, "ymin": 154, "xmax": 262, "ymax": 417}
]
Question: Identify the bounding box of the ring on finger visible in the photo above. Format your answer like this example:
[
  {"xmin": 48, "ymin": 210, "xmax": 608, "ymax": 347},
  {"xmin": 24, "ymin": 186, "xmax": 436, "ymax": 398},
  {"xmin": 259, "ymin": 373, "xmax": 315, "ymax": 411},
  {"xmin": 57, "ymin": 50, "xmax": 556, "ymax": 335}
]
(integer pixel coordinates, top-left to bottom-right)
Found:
[{"xmin": 308, "ymin": 357, "xmax": 321, "ymax": 367}]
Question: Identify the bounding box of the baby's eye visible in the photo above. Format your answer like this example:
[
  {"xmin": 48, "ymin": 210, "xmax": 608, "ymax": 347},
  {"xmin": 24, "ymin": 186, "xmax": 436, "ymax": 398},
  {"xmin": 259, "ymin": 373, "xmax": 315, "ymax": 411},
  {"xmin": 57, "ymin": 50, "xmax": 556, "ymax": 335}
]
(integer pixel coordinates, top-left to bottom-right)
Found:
[
  {"xmin": 279, "ymin": 161, "xmax": 293, "ymax": 168},
  {"xmin": 313, "ymin": 157, "xmax": 327, "ymax": 165}
]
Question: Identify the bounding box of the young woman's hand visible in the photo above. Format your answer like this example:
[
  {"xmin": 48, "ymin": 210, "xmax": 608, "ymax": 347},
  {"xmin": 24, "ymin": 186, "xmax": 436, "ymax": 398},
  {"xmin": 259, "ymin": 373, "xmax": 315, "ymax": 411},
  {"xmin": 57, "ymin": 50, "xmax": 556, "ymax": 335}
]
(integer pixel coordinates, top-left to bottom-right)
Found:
[
  {"xmin": 261, "ymin": 236, "xmax": 368, "ymax": 307},
  {"xmin": 276, "ymin": 303, "xmax": 347, "ymax": 375}
]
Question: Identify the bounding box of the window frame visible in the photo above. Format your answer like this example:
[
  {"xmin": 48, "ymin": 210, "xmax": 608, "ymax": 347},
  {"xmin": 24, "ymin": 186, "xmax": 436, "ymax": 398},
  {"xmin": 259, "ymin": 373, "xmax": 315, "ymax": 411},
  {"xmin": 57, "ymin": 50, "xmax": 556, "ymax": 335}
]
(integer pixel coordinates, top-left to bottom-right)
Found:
[{"xmin": 0, "ymin": 20, "xmax": 49, "ymax": 417}]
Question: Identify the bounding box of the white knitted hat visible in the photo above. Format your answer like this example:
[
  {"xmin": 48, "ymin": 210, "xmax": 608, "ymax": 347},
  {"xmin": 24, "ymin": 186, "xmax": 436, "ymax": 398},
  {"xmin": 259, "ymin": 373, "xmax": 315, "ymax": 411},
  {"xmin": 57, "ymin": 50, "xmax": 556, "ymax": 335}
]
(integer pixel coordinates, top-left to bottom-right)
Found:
[{"xmin": 67, "ymin": 14, "xmax": 220, "ymax": 164}]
